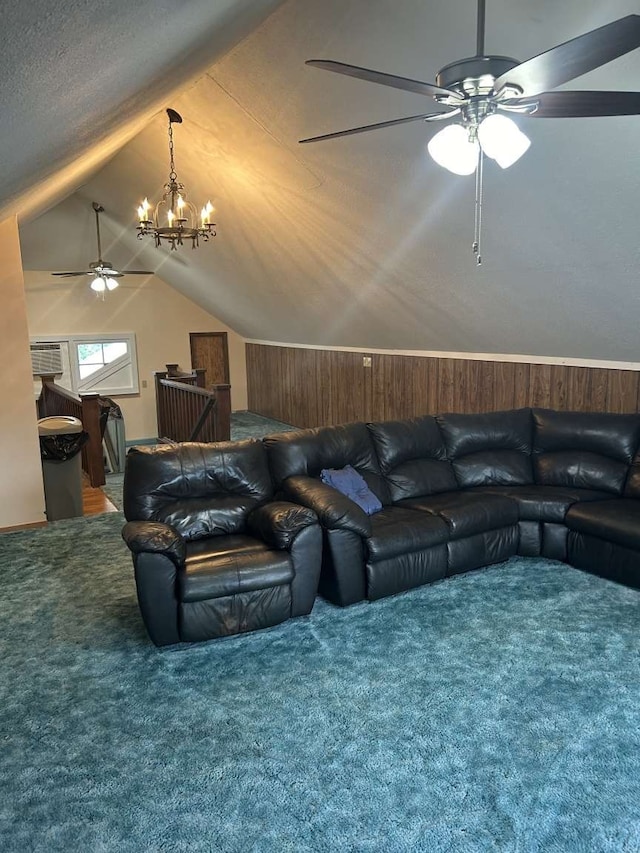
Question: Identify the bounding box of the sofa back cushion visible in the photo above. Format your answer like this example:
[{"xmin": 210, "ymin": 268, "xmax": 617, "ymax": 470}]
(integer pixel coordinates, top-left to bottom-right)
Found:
[
  {"xmin": 533, "ymin": 409, "xmax": 640, "ymax": 494},
  {"xmin": 367, "ymin": 416, "xmax": 457, "ymax": 502},
  {"xmin": 123, "ymin": 440, "xmax": 273, "ymax": 540},
  {"xmin": 436, "ymin": 409, "xmax": 534, "ymax": 488},
  {"xmin": 264, "ymin": 422, "xmax": 388, "ymax": 503}
]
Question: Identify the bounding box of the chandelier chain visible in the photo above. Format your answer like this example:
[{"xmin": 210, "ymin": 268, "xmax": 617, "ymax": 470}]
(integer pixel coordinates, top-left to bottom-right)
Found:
[{"xmin": 168, "ymin": 121, "xmax": 177, "ymax": 182}]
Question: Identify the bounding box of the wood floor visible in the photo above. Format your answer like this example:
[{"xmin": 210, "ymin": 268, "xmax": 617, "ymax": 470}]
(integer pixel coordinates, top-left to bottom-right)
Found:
[{"xmin": 82, "ymin": 476, "xmax": 118, "ymax": 516}]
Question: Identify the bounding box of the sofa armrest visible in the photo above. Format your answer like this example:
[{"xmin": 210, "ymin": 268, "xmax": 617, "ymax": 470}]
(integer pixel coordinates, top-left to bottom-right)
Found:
[
  {"xmin": 283, "ymin": 476, "xmax": 372, "ymax": 538},
  {"xmin": 121, "ymin": 521, "xmax": 186, "ymax": 568},
  {"xmin": 247, "ymin": 501, "xmax": 318, "ymax": 550}
]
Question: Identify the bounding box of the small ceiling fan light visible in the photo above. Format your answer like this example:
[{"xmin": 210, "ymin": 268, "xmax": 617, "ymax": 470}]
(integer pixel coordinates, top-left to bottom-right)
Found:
[
  {"xmin": 90, "ymin": 276, "xmax": 106, "ymax": 292},
  {"xmin": 427, "ymin": 124, "xmax": 479, "ymax": 175},
  {"xmin": 105, "ymin": 277, "xmax": 119, "ymax": 291},
  {"xmin": 477, "ymin": 114, "xmax": 530, "ymax": 169}
]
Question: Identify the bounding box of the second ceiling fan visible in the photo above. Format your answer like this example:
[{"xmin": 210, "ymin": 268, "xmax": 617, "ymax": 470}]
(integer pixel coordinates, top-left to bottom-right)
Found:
[{"xmin": 52, "ymin": 202, "xmax": 153, "ymax": 293}]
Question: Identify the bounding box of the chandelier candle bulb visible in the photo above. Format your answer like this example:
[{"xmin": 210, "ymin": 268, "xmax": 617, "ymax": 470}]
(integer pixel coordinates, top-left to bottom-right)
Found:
[{"xmin": 137, "ymin": 198, "xmax": 152, "ymax": 225}]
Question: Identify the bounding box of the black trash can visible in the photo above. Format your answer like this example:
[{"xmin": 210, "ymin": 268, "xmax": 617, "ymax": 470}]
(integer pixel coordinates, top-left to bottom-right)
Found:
[{"xmin": 38, "ymin": 416, "xmax": 89, "ymax": 520}]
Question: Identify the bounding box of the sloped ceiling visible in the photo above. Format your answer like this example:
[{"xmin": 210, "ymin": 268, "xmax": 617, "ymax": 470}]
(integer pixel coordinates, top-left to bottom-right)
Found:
[
  {"xmin": 0, "ymin": 0, "xmax": 284, "ymax": 221},
  {"xmin": 16, "ymin": 0, "xmax": 640, "ymax": 362}
]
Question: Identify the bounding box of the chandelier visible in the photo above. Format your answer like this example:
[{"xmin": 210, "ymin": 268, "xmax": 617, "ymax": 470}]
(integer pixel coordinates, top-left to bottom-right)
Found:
[{"xmin": 137, "ymin": 108, "xmax": 216, "ymax": 250}]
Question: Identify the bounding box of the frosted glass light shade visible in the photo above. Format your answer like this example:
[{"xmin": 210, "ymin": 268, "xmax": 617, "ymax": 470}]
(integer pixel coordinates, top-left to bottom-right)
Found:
[
  {"xmin": 90, "ymin": 275, "xmax": 119, "ymax": 292},
  {"xmin": 477, "ymin": 114, "xmax": 530, "ymax": 169},
  {"xmin": 427, "ymin": 124, "xmax": 479, "ymax": 175}
]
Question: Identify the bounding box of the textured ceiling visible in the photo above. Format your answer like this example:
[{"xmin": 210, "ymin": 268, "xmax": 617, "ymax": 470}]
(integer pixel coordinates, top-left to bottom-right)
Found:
[
  {"xmin": 0, "ymin": 0, "xmax": 284, "ymax": 221},
  {"xmin": 15, "ymin": 0, "xmax": 640, "ymax": 362}
]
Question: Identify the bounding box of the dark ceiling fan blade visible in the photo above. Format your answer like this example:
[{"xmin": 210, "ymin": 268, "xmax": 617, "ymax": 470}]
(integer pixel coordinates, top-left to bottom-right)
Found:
[
  {"xmin": 494, "ymin": 15, "xmax": 640, "ymax": 98},
  {"xmin": 51, "ymin": 271, "xmax": 92, "ymax": 277},
  {"xmin": 501, "ymin": 90, "xmax": 640, "ymax": 118},
  {"xmin": 119, "ymin": 270, "xmax": 155, "ymax": 275},
  {"xmin": 305, "ymin": 59, "xmax": 463, "ymax": 99},
  {"xmin": 299, "ymin": 110, "xmax": 459, "ymax": 144}
]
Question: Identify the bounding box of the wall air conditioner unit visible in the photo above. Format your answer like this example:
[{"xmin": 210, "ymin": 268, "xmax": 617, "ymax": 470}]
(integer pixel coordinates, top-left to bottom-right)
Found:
[{"xmin": 30, "ymin": 342, "xmax": 63, "ymax": 377}]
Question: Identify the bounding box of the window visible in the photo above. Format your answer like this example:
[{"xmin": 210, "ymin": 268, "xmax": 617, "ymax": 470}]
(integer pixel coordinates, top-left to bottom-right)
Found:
[
  {"xmin": 77, "ymin": 340, "xmax": 129, "ymax": 380},
  {"xmin": 31, "ymin": 333, "xmax": 139, "ymax": 396}
]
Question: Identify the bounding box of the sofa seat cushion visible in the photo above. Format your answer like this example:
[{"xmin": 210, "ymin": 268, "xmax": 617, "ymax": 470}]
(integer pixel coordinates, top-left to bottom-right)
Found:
[
  {"xmin": 398, "ymin": 492, "xmax": 518, "ymax": 540},
  {"xmin": 180, "ymin": 536, "xmax": 293, "ymax": 602},
  {"xmin": 566, "ymin": 499, "xmax": 640, "ymax": 551},
  {"xmin": 467, "ymin": 485, "xmax": 615, "ymax": 523},
  {"xmin": 366, "ymin": 507, "xmax": 449, "ymax": 563}
]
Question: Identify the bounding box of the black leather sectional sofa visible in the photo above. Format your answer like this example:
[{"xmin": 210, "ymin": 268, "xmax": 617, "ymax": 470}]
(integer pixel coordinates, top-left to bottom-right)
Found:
[
  {"xmin": 265, "ymin": 408, "xmax": 640, "ymax": 605},
  {"xmin": 122, "ymin": 408, "xmax": 640, "ymax": 645}
]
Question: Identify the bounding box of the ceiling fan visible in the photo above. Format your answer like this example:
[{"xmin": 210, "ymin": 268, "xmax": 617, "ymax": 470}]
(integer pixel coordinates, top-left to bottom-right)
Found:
[
  {"xmin": 52, "ymin": 202, "xmax": 154, "ymax": 292},
  {"xmin": 300, "ymin": 0, "xmax": 640, "ymax": 262}
]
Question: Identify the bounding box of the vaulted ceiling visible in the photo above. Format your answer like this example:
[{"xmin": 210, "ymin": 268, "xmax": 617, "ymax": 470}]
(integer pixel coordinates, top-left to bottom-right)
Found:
[{"xmin": 11, "ymin": 0, "xmax": 640, "ymax": 362}]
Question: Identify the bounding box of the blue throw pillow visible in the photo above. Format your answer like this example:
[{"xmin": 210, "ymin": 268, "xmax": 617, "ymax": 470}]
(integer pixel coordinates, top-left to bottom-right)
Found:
[{"xmin": 320, "ymin": 465, "xmax": 382, "ymax": 515}]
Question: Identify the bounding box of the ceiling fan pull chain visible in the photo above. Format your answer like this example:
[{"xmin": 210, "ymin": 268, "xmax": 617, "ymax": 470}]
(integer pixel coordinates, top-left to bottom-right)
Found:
[{"xmin": 473, "ymin": 148, "xmax": 484, "ymax": 265}]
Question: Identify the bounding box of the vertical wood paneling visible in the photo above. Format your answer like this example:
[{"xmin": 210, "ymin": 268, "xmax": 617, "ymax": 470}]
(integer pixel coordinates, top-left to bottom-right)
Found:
[
  {"xmin": 316, "ymin": 349, "xmax": 333, "ymax": 425},
  {"xmin": 607, "ymin": 370, "xmax": 640, "ymax": 413},
  {"xmin": 424, "ymin": 358, "xmax": 440, "ymax": 414},
  {"xmin": 527, "ymin": 364, "xmax": 552, "ymax": 408},
  {"xmin": 330, "ymin": 351, "xmax": 372, "ymax": 424},
  {"xmin": 290, "ymin": 347, "xmax": 319, "ymax": 428},
  {"xmin": 246, "ymin": 344, "xmax": 640, "ymax": 428},
  {"xmin": 493, "ymin": 361, "xmax": 516, "ymax": 411},
  {"xmin": 437, "ymin": 359, "xmax": 458, "ymax": 413},
  {"xmin": 588, "ymin": 368, "xmax": 610, "ymax": 412},
  {"xmin": 566, "ymin": 366, "xmax": 591, "ymax": 411},
  {"xmin": 513, "ymin": 363, "xmax": 531, "ymax": 409}
]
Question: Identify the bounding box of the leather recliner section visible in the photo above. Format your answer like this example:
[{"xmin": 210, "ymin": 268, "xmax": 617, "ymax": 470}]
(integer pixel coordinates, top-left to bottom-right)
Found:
[{"xmin": 122, "ymin": 441, "xmax": 323, "ymax": 646}]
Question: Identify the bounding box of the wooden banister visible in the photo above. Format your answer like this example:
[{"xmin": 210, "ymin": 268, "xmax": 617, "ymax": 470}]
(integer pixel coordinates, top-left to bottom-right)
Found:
[
  {"xmin": 154, "ymin": 371, "xmax": 231, "ymax": 443},
  {"xmin": 80, "ymin": 393, "xmax": 104, "ymax": 487}
]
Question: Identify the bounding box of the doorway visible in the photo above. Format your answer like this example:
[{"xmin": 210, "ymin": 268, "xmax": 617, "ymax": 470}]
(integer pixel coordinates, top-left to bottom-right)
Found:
[{"xmin": 189, "ymin": 332, "xmax": 230, "ymax": 388}]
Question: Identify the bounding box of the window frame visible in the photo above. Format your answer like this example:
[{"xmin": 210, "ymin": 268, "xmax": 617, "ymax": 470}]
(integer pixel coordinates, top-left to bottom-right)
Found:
[{"xmin": 31, "ymin": 332, "xmax": 139, "ymax": 396}]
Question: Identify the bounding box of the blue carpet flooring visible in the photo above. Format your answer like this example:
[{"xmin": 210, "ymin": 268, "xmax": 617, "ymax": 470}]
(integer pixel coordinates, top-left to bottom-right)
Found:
[{"xmin": 1, "ymin": 510, "xmax": 640, "ymax": 851}]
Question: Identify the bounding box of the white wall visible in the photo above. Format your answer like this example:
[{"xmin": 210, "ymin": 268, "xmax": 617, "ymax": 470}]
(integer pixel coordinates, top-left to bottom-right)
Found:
[
  {"xmin": 24, "ymin": 271, "xmax": 247, "ymax": 442},
  {"xmin": 0, "ymin": 218, "xmax": 46, "ymax": 529}
]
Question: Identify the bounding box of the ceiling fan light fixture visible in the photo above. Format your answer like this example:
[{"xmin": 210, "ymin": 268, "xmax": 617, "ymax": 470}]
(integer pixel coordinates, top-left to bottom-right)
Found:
[
  {"xmin": 137, "ymin": 109, "xmax": 216, "ymax": 251},
  {"xmin": 427, "ymin": 124, "xmax": 479, "ymax": 175},
  {"xmin": 90, "ymin": 275, "xmax": 118, "ymax": 293},
  {"xmin": 477, "ymin": 114, "xmax": 530, "ymax": 169}
]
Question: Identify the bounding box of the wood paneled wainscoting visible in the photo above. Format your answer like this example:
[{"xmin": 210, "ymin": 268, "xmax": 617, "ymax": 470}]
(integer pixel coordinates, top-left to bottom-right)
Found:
[{"xmin": 246, "ymin": 343, "xmax": 640, "ymax": 429}]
